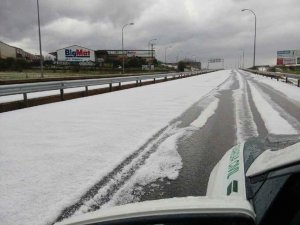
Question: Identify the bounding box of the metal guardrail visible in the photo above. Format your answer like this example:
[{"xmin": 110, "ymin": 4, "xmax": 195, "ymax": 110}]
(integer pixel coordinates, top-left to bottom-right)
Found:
[
  {"xmin": 243, "ymin": 69, "xmax": 300, "ymax": 87},
  {"xmin": 0, "ymin": 70, "xmax": 217, "ymax": 101}
]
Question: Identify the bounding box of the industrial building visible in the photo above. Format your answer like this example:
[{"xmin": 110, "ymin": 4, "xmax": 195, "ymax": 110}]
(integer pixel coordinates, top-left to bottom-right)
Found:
[
  {"xmin": 49, "ymin": 45, "xmax": 155, "ymax": 66},
  {"xmin": 0, "ymin": 41, "xmax": 40, "ymax": 61}
]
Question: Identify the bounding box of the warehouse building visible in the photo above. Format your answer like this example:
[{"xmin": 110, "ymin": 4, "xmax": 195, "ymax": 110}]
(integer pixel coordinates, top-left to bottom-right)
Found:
[
  {"xmin": 50, "ymin": 45, "xmax": 155, "ymax": 66},
  {"xmin": 0, "ymin": 41, "xmax": 40, "ymax": 61},
  {"xmin": 49, "ymin": 45, "xmax": 95, "ymax": 65}
]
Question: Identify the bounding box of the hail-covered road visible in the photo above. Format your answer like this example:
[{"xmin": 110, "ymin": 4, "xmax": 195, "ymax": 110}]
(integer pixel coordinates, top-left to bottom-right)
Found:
[{"xmin": 0, "ymin": 70, "xmax": 299, "ymax": 225}]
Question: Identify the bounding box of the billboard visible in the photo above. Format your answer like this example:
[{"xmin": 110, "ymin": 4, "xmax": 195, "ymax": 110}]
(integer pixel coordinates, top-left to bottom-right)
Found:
[
  {"xmin": 283, "ymin": 58, "xmax": 296, "ymax": 65},
  {"xmin": 277, "ymin": 50, "xmax": 300, "ymax": 65},
  {"xmin": 107, "ymin": 50, "xmax": 153, "ymax": 58},
  {"xmin": 208, "ymin": 58, "xmax": 223, "ymax": 63},
  {"xmin": 57, "ymin": 45, "xmax": 95, "ymax": 62}
]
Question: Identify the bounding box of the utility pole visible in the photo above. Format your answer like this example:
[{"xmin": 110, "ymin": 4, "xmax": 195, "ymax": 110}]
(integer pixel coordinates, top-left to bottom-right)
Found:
[
  {"xmin": 37, "ymin": 0, "xmax": 44, "ymax": 78},
  {"xmin": 151, "ymin": 43, "xmax": 154, "ymax": 63},
  {"xmin": 242, "ymin": 9, "xmax": 257, "ymax": 68},
  {"xmin": 122, "ymin": 22, "xmax": 134, "ymax": 73},
  {"xmin": 148, "ymin": 39, "xmax": 157, "ymax": 65}
]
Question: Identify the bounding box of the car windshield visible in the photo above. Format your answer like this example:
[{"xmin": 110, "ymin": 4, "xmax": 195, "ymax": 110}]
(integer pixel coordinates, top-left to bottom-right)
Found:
[{"xmin": 0, "ymin": 1, "xmax": 300, "ymax": 225}]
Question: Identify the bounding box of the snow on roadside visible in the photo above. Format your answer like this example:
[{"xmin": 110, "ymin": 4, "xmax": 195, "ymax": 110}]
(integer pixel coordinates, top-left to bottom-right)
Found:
[
  {"xmin": 0, "ymin": 70, "xmax": 231, "ymax": 225},
  {"xmin": 78, "ymin": 126, "xmax": 193, "ymax": 213},
  {"xmin": 248, "ymin": 81, "xmax": 298, "ymax": 135},
  {"xmin": 246, "ymin": 72, "xmax": 300, "ymax": 105},
  {"xmin": 234, "ymin": 71, "xmax": 258, "ymax": 143},
  {"xmin": 74, "ymin": 94, "xmax": 222, "ymax": 216}
]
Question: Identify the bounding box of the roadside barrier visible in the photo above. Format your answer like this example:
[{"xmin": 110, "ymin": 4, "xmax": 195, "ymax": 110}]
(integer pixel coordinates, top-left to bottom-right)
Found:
[
  {"xmin": 0, "ymin": 70, "xmax": 218, "ymax": 112},
  {"xmin": 242, "ymin": 69, "xmax": 300, "ymax": 87}
]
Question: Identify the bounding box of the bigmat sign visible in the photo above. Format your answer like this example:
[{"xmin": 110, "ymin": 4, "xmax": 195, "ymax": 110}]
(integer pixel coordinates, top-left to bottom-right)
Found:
[{"xmin": 57, "ymin": 45, "xmax": 95, "ymax": 62}]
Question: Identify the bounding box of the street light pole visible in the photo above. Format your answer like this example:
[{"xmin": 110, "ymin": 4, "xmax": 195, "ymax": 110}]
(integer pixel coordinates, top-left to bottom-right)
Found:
[
  {"xmin": 36, "ymin": 0, "xmax": 44, "ymax": 78},
  {"xmin": 148, "ymin": 38, "xmax": 157, "ymax": 64},
  {"xmin": 122, "ymin": 22, "xmax": 134, "ymax": 74},
  {"xmin": 148, "ymin": 38, "xmax": 157, "ymax": 51},
  {"xmin": 242, "ymin": 9, "xmax": 257, "ymax": 68},
  {"xmin": 242, "ymin": 50, "xmax": 245, "ymax": 68}
]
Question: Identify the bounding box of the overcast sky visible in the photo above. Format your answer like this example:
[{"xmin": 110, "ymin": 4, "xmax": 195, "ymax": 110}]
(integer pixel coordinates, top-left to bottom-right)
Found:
[{"xmin": 1, "ymin": 0, "xmax": 299, "ymax": 68}]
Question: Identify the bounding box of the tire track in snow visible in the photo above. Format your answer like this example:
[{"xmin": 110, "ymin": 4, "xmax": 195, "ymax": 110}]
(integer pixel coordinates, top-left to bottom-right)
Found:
[
  {"xmin": 67, "ymin": 96, "xmax": 222, "ymax": 218},
  {"xmin": 54, "ymin": 74, "xmax": 231, "ymax": 224},
  {"xmin": 248, "ymin": 81, "xmax": 299, "ymax": 135},
  {"xmin": 54, "ymin": 123, "xmax": 182, "ymax": 223},
  {"xmin": 93, "ymin": 96, "xmax": 222, "ymax": 211},
  {"xmin": 233, "ymin": 70, "xmax": 258, "ymax": 143}
]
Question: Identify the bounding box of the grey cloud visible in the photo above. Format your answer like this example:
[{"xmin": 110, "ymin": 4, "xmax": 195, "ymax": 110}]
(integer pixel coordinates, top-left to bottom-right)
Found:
[{"xmin": 0, "ymin": 0, "xmax": 299, "ymax": 68}]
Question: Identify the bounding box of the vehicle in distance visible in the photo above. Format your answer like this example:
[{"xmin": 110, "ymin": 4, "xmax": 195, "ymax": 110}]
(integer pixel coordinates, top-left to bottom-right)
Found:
[{"xmin": 56, "ymin": 135, "xmax": 300, "ymax": 225}]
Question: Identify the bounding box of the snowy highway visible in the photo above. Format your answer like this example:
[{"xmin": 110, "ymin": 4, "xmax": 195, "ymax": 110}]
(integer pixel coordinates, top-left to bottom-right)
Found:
[{"xmin": 1, "ymin": 70, "xmax": 300, "ymax": 225}]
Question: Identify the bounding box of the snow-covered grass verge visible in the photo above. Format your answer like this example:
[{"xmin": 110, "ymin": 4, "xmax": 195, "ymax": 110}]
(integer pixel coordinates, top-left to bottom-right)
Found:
[{"xmin": 0, "ymin": 70, "xmax": 230, "ymax": 225}]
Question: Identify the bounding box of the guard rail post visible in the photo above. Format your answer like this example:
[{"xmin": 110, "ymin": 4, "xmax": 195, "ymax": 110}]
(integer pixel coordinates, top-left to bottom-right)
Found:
[
  {"xmin": 23, "ymin": 93, "xmax": 28, "ymax": 107},
  {"xmin": 298, "ymin": 80, "xmax": 300, "ymax": 87},
  {"xmin": 60, "ymin": 84, "xmax": 64, "ymax": 101},
  {"xmin": 119, "ymin": 82, "xmax": 121, "ymax": 89},
  {"xmin": 153, "ymin": 78, "xmax": 156, "ymax": 83},
  {"xmin": 109, "ymin": 83, "xmax": 112, "ymax": 92},
  {"xmin": 286, "ymin": 77, "xmax": 288, "ymax": 83},
  {"xmin": 85, "ymin": 86, "xmax": 88, "ymax": 96}
]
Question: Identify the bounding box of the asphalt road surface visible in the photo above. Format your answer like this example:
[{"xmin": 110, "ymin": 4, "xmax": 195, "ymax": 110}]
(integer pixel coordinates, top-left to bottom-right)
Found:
[
  {"xmin": 56, "ymin": 69, "xmax": 300, "ymax": 222},
  {"xmin": 139, "ymin": 69, "xmax": 300, "ymax": 201}
]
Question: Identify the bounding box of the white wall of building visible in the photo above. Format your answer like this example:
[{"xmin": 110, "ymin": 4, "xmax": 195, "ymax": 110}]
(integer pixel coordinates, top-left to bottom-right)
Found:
[
  {"xmin": 0, "ymin": 42, "xmax": 16, "ymax": 59},
  {"xmin": 57, "ymin": 45, "xmax": 95, "ymax": 62}
]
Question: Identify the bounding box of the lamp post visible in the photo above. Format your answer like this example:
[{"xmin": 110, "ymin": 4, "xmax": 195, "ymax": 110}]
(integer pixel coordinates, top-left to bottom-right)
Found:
[
  {"xmin": 148, "ymin": 39, "xmax": 157, "ymax": 63},
  {"xmin": 239, "ymin": 49, "xmax": 245, "ymax": 68},
  {"xmin": 36, "ymin": 0, "xmax": 44, "ymax": 78},
  {"xmin": 241, "ymin": 9, "xmax": 256, "ymax": 68},
  {"xmin": 164, "ymin": 46, "xmax": 172, "ymax": 64},
  {"xmin": 148, "ymin": 38, "xmax": 157, "ymax": 50},
  {"xmin": 122, "ymin": 22, "xmax": 134, "ymax": 73}
]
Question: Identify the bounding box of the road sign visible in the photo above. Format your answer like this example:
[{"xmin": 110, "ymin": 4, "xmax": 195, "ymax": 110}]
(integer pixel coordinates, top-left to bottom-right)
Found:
[{"xmin": 208, "ymin": 58, "xmax": 223, "ymax": 63}]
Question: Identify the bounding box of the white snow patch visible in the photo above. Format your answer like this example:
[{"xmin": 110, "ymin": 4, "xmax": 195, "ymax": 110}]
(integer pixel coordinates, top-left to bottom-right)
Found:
[
  {"xmin": 99, "ymin": 127, "xmax": 192, "ymax": 210},
  {"xmin": 233, "ymin": 71, "xmax": 258, "ymax": 143},
  {"xmin": 0, "ymin": 70, "xmax": 230, "ymax": 225},
  {"xmin": 74, "ymin": 122, "xmax": 182, "ymax": 215},
  {"xmin": 190, "ymin": 98, "xmax": 219, "ymax": 128},
  {"xmin": 0, "ymin": 94, "xmax": 23, "ymax": 103},
  {"xmin": 217, "ymin": 72, "xmax": 235, "ymax": 91},
  {"xmin": 248, "ymin": 81, "xmax": 298, "ymax": 135},
  {"xmin": 247, "ymin": 72, "xmax": 300, "ymax": 105}
]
